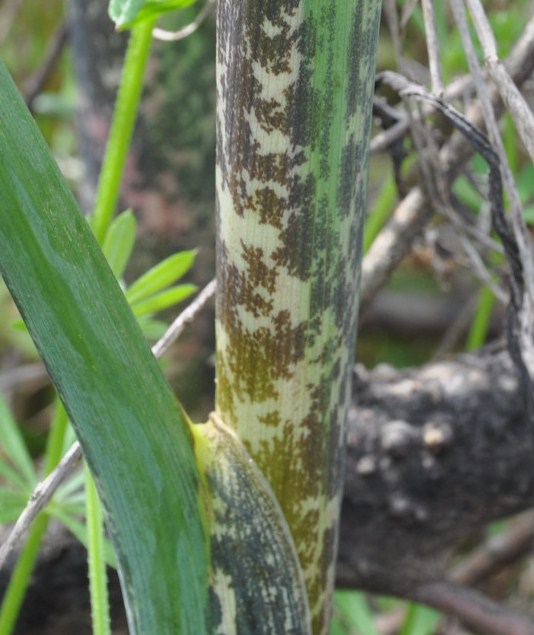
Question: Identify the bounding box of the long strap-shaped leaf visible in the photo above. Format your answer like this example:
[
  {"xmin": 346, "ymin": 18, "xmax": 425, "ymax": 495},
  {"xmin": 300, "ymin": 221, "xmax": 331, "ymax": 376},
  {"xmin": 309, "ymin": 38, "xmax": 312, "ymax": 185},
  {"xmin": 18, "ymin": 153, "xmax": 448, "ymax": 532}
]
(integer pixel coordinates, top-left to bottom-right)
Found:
[
  {"xmin": 215, "ymin": 1, "xmax": 382, "ymax": 632},
  {"xmin": 0, "ymin": 60, "xmax": 209, "ymax": 635}
]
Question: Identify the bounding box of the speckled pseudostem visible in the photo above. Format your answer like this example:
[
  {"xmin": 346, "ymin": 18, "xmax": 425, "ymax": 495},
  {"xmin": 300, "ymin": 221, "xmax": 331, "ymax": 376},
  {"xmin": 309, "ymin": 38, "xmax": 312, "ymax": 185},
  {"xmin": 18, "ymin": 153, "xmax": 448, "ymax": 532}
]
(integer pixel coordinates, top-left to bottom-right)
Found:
[
  {"xmin": 193, "ymin": 414, "xmax": 312, "ymax": 635},
  {"xmin": 215, "ymin": 1, "xmax": 382, "ymax": 633}
]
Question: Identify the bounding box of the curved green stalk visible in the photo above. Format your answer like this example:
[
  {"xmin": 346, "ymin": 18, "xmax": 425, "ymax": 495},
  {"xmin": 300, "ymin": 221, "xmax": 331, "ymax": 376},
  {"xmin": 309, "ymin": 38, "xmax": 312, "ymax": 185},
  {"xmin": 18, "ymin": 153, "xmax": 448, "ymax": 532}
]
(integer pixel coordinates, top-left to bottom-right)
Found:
[
  {"xmin": 215, "ymin": 1, "xmax": 382, "ymax": 632},
  {"xmin": 363, "ymin": 172, "xmax": 397, "ymax": 253},
  {"xmin": 86, "ymin": 462, "xmax": 111, "ymax": 635},
  {"xmin": 467, "ymin": 285, "xmax": 496, "ymax": 350},
  {"xmin": 0, "ymin": 58, "xmax": 209, "ymax": 635},
  {"xmin": 0, "ymin": 515, "xmax": 49, "ymax": 635},
  {"xmin": 92, "ymin": 19, "xmax": 155, "ymax": 243}
]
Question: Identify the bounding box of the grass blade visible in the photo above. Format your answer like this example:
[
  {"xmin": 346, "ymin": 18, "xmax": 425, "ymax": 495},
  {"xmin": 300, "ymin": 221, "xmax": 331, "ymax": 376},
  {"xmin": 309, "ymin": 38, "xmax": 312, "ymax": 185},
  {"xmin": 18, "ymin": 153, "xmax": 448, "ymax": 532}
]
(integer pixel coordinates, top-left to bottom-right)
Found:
[
  {"xmin": 0, "ymin": 394, "xmax": 36, "ymax": 487},
  {"xmin": 130, "ymin": 283, "xmax": 197, "ymax": 317},
  {"xmin": 102, "ymin": 210, "xmax": 137, "ymax": 279},
  {"xmin": 126, "ymin": 250, "xmax": 196, "ymax": 303}
]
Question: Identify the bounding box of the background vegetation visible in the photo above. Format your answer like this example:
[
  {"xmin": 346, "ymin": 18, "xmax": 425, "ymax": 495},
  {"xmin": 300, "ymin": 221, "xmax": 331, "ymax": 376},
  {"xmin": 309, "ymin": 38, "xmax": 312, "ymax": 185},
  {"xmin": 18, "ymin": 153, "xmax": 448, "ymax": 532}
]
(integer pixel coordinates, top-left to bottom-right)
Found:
[{"xmin": 1, "ymin": 0, "xmax": 534, "ymax": 633}]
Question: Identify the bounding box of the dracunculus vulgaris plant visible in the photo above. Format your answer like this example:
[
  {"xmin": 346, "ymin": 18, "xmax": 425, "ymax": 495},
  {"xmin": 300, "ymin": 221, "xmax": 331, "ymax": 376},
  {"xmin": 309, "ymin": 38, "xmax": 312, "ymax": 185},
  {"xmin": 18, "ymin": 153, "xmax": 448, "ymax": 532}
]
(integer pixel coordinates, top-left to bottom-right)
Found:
[{"xmin": 0, "ymin": 0, "xmax": 382, "ymax": 633}]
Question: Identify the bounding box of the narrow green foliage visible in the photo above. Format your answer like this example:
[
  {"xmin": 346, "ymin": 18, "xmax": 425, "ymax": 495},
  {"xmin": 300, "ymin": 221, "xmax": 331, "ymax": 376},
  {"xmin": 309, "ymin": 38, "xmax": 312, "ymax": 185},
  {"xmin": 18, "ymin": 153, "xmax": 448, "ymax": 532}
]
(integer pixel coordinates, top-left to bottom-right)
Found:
[
  {"xmin": 466, "ymin": 285, "xmax": 496, "ymax": 350},
  {"xmin": 0, "ymin": 351, "xmax": 75, "ymax": 635},
  {"xmin": 126, "ymin": 250, "xmax": 196, "ymax": 302},
  {"xmin": 0, "ymin": 492, "xmax": 28, "ymax": 525},
  {"xmin": 43, "ymin": 400, "xmax": 70, "ymax": 475},
  {"xmin": 134, "ymin": 315, "xmax": 168, "ymax": 339},
  {"xmin": 0, "ymin": 423, "xmax": 33, "ymax": 520},
  {"xmin": 0, "ymin": 515, "xmax": 49, "ymax": 635},
  {"xmin": 102, "ymin": 210, "xmax": 137, "ymax": 278},
  {"xmin": 399, "ymin": 603, "xmax": 440, "ymax": 635},
  {"xmin": 130, "ymin": 284, "xmax": 197, "ymax": 317},
  {"xmin": 331, "ymin": 591, "xmax": 380, "ymax": 635},
  {"xmin": 0, "ymin": 58, "xmax": 209, "ymax": 634},
  {"xmin": 104, "ymin": 216, "xmax": 197, "ymax": 323},
  {"xmin": 0, "ymin": 394, "xmax": 36, "ymax": 490},
  {"xmin": 86, "ymin": 464, "xmax": 112, "ymax": 635},
  {"xmin": 0, "ymin": 401, "xmax": 68, "ymax": 635},
  {"xmin": 363, "ymin": 172, "xmax": 397, "ymax": 253},
  {"xmin": 49, "ymin": 505, "xmax": 117, "ymax": 568}
]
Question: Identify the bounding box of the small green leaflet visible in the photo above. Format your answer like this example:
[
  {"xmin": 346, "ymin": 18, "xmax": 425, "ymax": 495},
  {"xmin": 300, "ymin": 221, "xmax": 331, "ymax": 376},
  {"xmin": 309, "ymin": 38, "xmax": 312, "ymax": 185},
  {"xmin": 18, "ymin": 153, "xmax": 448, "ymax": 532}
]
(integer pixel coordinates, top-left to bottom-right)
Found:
[
  {"xmin": 109, "ymin": 0, "xmax": 197, "ymax": 29},
  {"xmin": 125, "ymin": 250, "xmax": 196, "ymax": 304},
  {"xmin": 102, "ymin": 210, "xmax": 137, "ymax": 279},
  {"xmin": 0, "ymin": 393, "xmax": 36, "ymax": 489},
  {"xmin": 130, "ymin": 284, "xmax": 197, "ymax": 317}
]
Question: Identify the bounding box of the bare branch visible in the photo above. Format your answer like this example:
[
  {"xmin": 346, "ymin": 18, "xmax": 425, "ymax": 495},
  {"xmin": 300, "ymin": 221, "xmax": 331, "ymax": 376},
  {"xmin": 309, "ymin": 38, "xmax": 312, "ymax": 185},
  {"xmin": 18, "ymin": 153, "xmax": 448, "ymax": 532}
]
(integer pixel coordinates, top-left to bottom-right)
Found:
[
  {"xmin": 362, "ymin": 16, "xmax": 534, "ymax": 311},
  {"xmin": 466, "ymin": 0, "xmax": 534, "ymax": 164},
  {"xmin": 24, "ymin": 22, "xmax": 69, "ymax": 112},
  {"xmin": 414, "ymin": 580, "xmax": 534, "ymax": 635},
  {"xmin": 450, "ymin": 0, "xmax": 534, "ymax": 307},
  {"xmin": 151, "ymin": 278, "xmax": 215, "ymax": 359},
  {"xmin": 0, "ymin": 442, "xmax": 82, "ymax": 570},
  {"xmin": 452, "ymin": 511, "xmax": 534, "ymax": 586},
  {"xmin": 421, "ymin": 0, "xmax": 443, "ymax": 94},
  {"xmin": 361, "ymin": 187, "xmax": 427, "ymax": 310}
]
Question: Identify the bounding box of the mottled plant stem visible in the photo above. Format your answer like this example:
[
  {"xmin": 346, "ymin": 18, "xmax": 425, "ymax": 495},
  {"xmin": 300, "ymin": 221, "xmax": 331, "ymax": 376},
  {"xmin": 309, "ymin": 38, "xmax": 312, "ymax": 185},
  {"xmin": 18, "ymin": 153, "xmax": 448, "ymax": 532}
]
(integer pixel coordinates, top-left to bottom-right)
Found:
[{"xmin": 215, "ymin": 1, "xmax": 382, "ymax": 632}]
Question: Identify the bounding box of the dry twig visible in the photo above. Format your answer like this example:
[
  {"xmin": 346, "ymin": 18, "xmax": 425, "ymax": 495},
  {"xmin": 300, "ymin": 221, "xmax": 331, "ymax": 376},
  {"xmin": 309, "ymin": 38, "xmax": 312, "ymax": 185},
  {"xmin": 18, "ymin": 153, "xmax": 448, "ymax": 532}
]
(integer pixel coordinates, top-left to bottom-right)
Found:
[
  {"xmin": 452, "ymin": 511, "xmax": 534, "ymax": 586},
  {"xmin": 151, "ymin": 278, "xmax": 215, "ymax": 358},
  {"xmin": 362, "ymin": 15, "xmax": 534, "ymax": 312},
  {"xmin": 0, "ymin": 443, "xmax": 83, "ymax": 570},
  {"xmin": 421, "ymin": 0, "xmax": 443, "ymax": 94},
  {"xmin": 24, "ymin": 22, "xmax": 69, "ymax": 112},
  {"xmin": 466, "ymin": 0, "xmax": 534, "ymax": 164}
]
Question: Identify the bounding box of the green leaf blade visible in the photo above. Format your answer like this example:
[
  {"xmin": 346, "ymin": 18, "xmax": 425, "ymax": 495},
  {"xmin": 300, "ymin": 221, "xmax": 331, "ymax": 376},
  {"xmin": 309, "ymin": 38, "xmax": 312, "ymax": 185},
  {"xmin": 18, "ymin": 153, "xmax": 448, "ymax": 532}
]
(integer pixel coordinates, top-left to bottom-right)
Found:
[
  {"xmin": 0, "ymin": 490, "xmax": 28, "ymax": 524},
  {"xmin": 0, "ymin": 60, "xmax": 209, "ymax": 635},
  {"xmin": 102, "ymin": 210, "xmax": 137, "ymax": 279},
  {"xmin": 131, "ymin": 283, "xmax": 197, "ymax": 317},
  {"xmin": 0, "ymin": 393, "xmax": 36, "ymax": 488},
  {"xmin": 126, "ymin": 250, "xmax": 196, "ymax": 304}
]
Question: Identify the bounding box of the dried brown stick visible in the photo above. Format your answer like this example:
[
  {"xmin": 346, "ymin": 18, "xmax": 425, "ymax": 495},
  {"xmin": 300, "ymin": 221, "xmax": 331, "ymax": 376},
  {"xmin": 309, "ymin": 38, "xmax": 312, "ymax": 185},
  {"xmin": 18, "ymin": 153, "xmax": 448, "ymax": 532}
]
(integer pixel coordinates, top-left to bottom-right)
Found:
[
  {"xmin": 414, "ymin": 580, "xmax": 534, "ymax": 635},
  {"xmin": 0, "ymin": 442, "xmax": 83, "ymax": 570},
  {"xmin": 24, "ymin": 21, "xmax": 69, "ymax": 112},
  {"xmin": 452, "ymin": 511, "xmax": 534, "ymax": 586},
  {"xmin": 370, "ymin": 14, "xmax": 534, "ymax": 155},
  {"xmin": 362, "ymin": 16, "xmax": 534, "ymax": 311},
  {"xmin": 409, "ymin": 513, "xmax": 534, "ymax": 635},
  {"xmin": 374, "ymin": 511, "xmax": 534, "ymax": 635},
  {"xmin": 450, "ymin": 0, "xmax": 534, "ymax": 301},
  {"xmin": 151, "ymin": 278, "xmax": 215, "ymax": 358},
  {"xmin": 467, "ymin": 0, "xmax": 534, "ymax": 165},
  {"xmin": 421, "ymin": 0, "xmax": 443, "ymax": 94}
]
